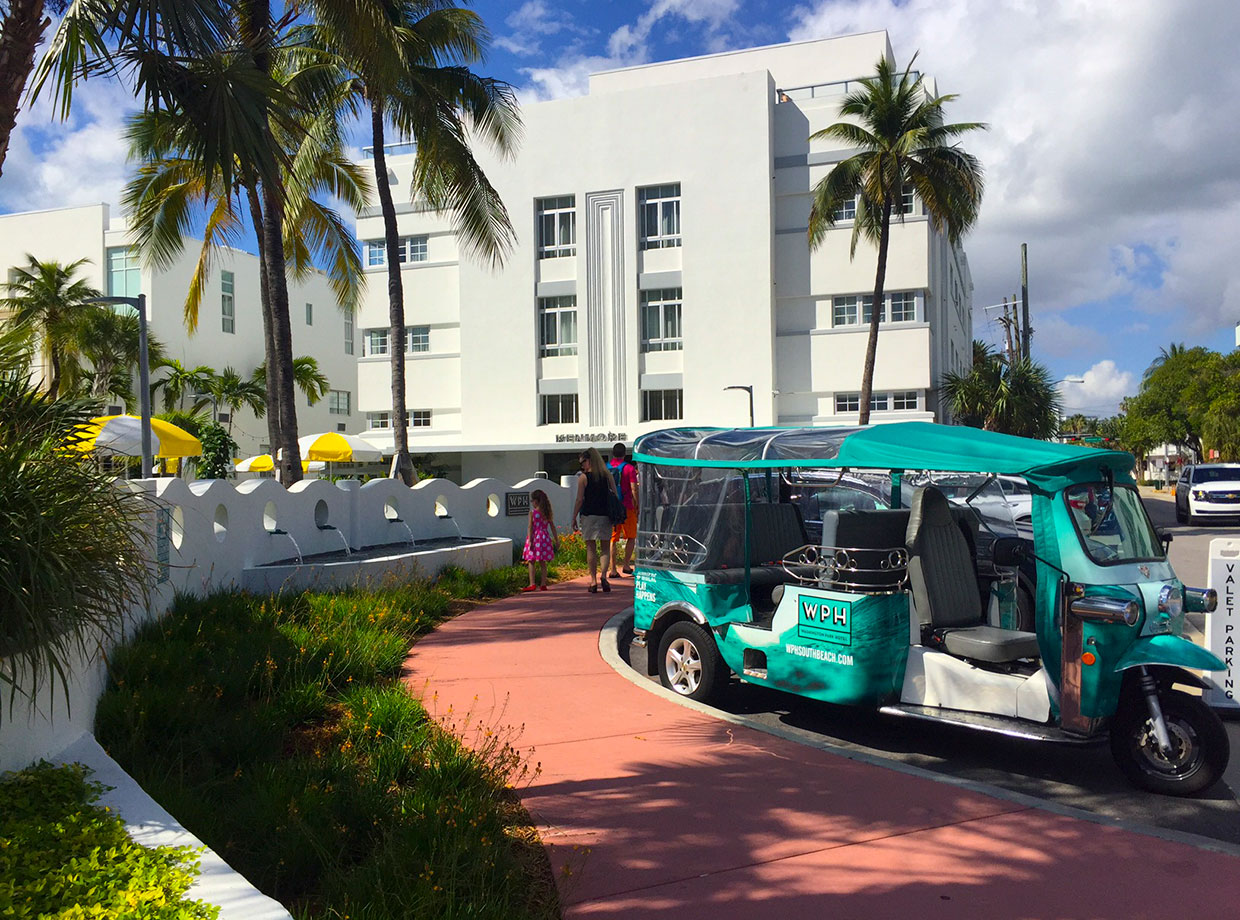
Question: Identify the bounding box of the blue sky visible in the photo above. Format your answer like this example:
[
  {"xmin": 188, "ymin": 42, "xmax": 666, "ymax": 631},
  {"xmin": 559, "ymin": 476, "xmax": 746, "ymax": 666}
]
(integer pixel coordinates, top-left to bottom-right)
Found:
[{"xmin": 5, "ymin": 0, "xmax": 1239, "ymax": 417}]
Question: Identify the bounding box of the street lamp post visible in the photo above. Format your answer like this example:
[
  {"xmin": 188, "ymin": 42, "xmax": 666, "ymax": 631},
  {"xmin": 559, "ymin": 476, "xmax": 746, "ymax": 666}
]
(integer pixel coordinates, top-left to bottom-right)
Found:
[
  {"xmin": 1055, "ymin": 375, "xmax": 1086, "ymax": 443},
  {"xmin": 87, "ymin": 294, "xmax": 152, "ymax": 478},
  {"xmin": 723, "ymin": 385, "xmax": 754, "ymax": 427}
]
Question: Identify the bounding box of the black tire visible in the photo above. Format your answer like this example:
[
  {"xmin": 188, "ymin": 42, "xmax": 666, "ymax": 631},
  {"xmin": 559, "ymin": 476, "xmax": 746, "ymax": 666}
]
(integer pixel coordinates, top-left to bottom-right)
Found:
[
  {"xmin": 1175, "ymin": 501, "xmax": 1187, "ymax": 524},
  {"xmin": 657, "ymin": 620, "xmax": 726, "ymax": 704},
  {"xmin": 1109, "ymin": 689, "xmax": 1230, "ymax": 795}
]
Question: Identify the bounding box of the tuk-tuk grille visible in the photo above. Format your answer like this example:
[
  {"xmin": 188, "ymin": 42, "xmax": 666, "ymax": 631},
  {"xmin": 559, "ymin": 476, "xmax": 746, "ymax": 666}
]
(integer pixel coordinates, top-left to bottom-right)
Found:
[{"xmin": 781, "ymin": 544, "xmax": 909, "ymax": 594}]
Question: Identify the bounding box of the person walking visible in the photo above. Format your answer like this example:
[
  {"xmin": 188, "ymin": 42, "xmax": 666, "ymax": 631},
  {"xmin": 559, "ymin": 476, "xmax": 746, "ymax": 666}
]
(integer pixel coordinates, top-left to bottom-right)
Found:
[
  {"xmin": 608, "ymin": 442, "xmax": 638, "ymax": 578},
  {"xmin": 571, "ymin": 447, "xmax": 619, "ymax": 593},
  {"xmin": 521, "ymin": 489, "xmax": 558, "ymax": 592}
]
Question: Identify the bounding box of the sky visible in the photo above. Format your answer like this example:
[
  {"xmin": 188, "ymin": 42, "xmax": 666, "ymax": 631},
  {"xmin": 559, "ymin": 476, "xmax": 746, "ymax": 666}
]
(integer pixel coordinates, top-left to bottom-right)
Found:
[{"xmin": 4, "ymin": 0, "xmax": 1239, "ymax": 418}]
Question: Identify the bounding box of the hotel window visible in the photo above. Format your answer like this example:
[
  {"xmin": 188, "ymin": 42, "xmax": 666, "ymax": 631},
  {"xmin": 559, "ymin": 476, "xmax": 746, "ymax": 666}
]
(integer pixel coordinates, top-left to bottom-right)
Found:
[
  {"xmin": 365, "ymin": 329, "xmax": 389, "ymax": 356},
  {"xmin": 305, "ymin": 302, "xmax": 313, "ymax": 325},
  {"xmin": 870, "ymin": 392, "xmax": 890, "ymax": 412},
  {"xmin": 406, "ymin": 325, "xmax": 430, "ymax": 353},
  {"xmin": 366, "ymin": 240, "xmax": 386, "ymax": 267},
  {"xmin": 833, "ymin": 197, "xmax": 857, "ymax": 222},
  {"xmin": 220, "ymin": 270, "xmax": 235, "ymax": 334},
  {"xmin": 410, "ymin": 409, "xmax": 431, "ymax": 427},
  {"xmin": 835, "ymin": 393, "xmax": 860, "ymax": 414},
  {"xmin": 537, "ymin": 196, "xmax": 576, "ymax": 259},
  {"xmin": 328, "ymin": 390, "xmax": 351, "ymax": 415},
  {"xmin": 344, "ymin": 312, "xmax": 354, "ymax": 354},
  {"xmin": 367, "ymin": 411, "xmax": 391, "ymax": 429},
  {"xmin": 890, "ymin": 292, "xmax": 916, "ymax": 322},
  {"xmin": 641, "ymin": 388, "xmax": 683, "ymax": 422},
  {"xmin": 892, "ymin": 390, "xmax": 919, "ymax": 410},
  {"xmin": 832, "ymin": 295, "xmax": 881, "ymax": 326},
  {"xmin": 106, "ymin": 247, "xmax": 141, "ymax": 298},
  {"xmin": 540, "ymin": 393, "xmax": 578, "ymax": 425},
  {"xmin": 640, "ymin": 288, "xmax": 683, "ymax": 352},
  {"xmin": 364, "ymin": 235, "xmax": 428, "ymax": 266},
  {"xmin": 638, "ymin": 183, "xmax": 681, "ymax": 249},
  {"xmin": 900, "ymin": 185, "xmax": 916, "ymax": 215},
  {"xmin": 538, "ymin": 295, "xmax": 577, "ymax": 357}
]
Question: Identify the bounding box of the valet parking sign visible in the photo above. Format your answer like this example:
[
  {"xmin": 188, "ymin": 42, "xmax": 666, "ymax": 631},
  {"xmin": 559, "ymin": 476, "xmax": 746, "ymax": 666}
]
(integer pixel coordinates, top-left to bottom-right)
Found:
[{"xmin": 1206, "ymin": 538, "xmax": 1240, "ymax": 710}]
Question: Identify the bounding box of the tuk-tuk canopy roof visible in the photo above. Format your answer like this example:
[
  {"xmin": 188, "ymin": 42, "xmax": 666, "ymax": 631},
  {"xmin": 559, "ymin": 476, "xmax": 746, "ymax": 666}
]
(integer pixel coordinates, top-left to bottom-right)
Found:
[{"xmin": 633, "ymin": 423, "xmax": 1135, "ymax": 492}]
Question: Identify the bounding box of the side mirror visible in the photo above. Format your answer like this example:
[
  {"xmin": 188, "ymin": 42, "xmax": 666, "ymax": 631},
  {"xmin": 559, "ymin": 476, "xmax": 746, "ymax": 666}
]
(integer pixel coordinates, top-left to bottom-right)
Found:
[
  {"xmin": 992, "ymin": 536, "xmax": 1026, "ymax": 567},
  {"xmin": 1158, "ymin": 530, "xmax": 1173, "ymax": 553}
]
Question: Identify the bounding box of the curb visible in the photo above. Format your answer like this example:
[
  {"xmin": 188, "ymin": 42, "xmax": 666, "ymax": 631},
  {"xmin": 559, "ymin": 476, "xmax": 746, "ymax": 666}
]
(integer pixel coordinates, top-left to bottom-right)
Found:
[{"xmin": 598, "ymin": 607, "xmax": 1240, "ymax": 859}]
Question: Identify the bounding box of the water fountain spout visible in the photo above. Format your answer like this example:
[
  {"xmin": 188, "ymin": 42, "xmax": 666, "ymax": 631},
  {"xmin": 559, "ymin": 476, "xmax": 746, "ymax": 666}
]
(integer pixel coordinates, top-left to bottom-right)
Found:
[
  {"xmin": 390, "ymin": 517, "xmax": 415, "ymax": 548},
  {"xmin": 317, "ymin": 523, "xmax": 351, "ymax": 557},
  {"xmin": 270, "ymin": 528, "xmax": 304, "ymax": 565},
  {"xmin": 440, "ymin": 513, "xmax": 465, "ymax": 541}
]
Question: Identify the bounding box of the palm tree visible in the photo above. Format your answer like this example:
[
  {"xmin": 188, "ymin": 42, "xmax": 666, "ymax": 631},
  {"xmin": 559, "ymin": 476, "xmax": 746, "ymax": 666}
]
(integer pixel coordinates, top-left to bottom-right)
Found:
[
  {"xmin": 152, "ymin": 358, "xmax": 215, "ymax": 412},
  {"xmin": 807, "ymin": 54, "xmax": 985, "ymax": 425},
  {"xmin": 312, "ymin": 0, "xmax": 520, "ymax": 484},
  {"xmin": 942, "ymin": 341, "xmax": 1061, "ymax": 440},
  {"xmin": 1, "ymin": 254, "xmax": 100, "ymax": 398},
  {"xmin": 252, "ymin": 355, "xmax": 330, "ymax": 408},
  {"xmin": 76, "ymin": 307, "xmax": 166, "ymax": 405},
  {"xmin": 209, "ymin": 365, "xmax": 266, "ymax": 435},
  {"xmin": 1143, "ymin": 342, "xmax": 1187, "ymax": 381}
]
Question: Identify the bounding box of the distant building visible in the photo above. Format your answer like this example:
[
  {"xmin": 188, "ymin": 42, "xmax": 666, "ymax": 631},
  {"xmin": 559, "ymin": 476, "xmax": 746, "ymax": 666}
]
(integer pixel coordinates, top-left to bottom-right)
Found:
[
  {"xmin": 0, "ymin": 203, "xmax": 358, "ymax": 459},
  {"xmin": 352, "ymin": 30, "xmax": 973, "ymax": 483}
]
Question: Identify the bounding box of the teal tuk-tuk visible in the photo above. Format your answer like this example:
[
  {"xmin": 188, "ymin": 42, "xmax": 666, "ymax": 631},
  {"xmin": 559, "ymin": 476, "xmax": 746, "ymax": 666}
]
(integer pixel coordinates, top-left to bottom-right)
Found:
[{"xmin": 628, "ymin": 424, "xmax": 1230, "ymax": 795}]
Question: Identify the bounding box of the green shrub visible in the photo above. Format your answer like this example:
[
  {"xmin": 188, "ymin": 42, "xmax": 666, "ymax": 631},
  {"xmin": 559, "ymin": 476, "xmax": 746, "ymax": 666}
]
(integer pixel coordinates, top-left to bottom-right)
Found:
[{"xmin": 0, "ymin": 761, "xmax": 218, "ymax": 919}]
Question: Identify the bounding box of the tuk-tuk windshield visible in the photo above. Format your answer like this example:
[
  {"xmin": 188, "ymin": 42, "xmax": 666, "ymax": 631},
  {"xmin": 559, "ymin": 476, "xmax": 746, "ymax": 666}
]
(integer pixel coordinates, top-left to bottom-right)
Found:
[{"xmin": 1065, "ymin": 484, "xmax": 1163, "ymax": 564}]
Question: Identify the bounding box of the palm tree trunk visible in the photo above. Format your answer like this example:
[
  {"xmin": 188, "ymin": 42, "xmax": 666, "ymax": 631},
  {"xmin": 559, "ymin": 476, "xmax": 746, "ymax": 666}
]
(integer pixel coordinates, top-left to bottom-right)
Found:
[
  {"xmin": 0, "ymin": 0, "xmax": 46, "ymax": 181},
  {"xmin": 245, "ymin": 183, "xmax": 283, "ymax": 460},
  {"xmin": 261, "ymin": 181, "xmax": 304, "ymax": 483},
  {"xmin": 858, "ymin": 194, "xmax": 894, "ymax": 426},
  {"xmin": 370, "ymin": 99, "xmax": 415, "ymax": 486},
  {"xmin": 47, "ymin": 346, "xmax": 61, "ymax": 400}
]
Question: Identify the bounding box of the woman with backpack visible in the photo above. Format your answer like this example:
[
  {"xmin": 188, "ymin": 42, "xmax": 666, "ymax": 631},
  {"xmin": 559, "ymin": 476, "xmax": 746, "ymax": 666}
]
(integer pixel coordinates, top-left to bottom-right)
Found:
[{"xmin": 571, "ymin": 447, "xmax": 621, "ymax": 593}]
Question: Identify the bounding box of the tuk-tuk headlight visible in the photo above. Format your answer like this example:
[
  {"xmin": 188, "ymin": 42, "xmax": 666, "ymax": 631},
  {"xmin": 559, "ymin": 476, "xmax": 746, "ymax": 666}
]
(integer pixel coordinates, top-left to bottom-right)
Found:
[{"xmin": 1153, "ymin": 584, "xmax": 1184, "ymax": 634}]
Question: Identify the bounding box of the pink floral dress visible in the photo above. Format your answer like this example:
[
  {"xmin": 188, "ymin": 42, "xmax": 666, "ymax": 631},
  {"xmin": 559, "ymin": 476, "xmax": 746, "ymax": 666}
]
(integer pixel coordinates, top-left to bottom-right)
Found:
[{"xmin": 523, "ymin": 508, "xmax": 555, "ymax": 562}]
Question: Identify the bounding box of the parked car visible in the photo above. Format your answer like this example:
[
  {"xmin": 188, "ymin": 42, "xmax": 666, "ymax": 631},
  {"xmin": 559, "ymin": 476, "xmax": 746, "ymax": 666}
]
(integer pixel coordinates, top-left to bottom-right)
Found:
[{"xmin": 1175, "ymin": 463, "xmax": 1240, "ymax": 524}]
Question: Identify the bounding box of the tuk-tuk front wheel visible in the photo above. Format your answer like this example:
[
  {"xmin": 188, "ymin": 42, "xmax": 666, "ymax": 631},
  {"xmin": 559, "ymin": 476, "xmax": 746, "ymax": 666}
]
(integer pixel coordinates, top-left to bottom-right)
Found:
[
  {"xmin": 1109, "ymin": 689, "xmax": 1230, "ymax": 795},
  {"xmin": 658, "ymin": 621, "xmax": 725, "ymax": 704}
]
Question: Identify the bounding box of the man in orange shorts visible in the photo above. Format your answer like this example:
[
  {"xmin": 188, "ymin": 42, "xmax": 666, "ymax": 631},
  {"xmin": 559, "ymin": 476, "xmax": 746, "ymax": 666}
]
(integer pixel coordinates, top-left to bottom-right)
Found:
[{"xmin": 608, "ymin": 441, "xmax": 638, "ymax": 577}]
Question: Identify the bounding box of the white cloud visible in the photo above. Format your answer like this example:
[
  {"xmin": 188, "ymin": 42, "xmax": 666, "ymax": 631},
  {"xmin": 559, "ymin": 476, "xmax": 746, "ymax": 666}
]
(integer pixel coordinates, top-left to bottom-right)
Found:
[
  {"xmin": 495, "ymin": 1, "xmax": 592, "ymax": 56},
  {"xmin": 1059, "ymin": 360, "xmax": 1134, "ymax": 417},
  {"xmin": 786, "ymin": 0, "xmax": 1240, "ymax": 353}
]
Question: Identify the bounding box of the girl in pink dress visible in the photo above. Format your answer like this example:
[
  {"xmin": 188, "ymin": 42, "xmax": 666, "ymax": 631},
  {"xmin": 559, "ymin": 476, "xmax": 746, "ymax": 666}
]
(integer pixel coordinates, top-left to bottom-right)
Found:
[{"xmin": 522, "ymin": 490, "xmax": 558, "ymax": 591}]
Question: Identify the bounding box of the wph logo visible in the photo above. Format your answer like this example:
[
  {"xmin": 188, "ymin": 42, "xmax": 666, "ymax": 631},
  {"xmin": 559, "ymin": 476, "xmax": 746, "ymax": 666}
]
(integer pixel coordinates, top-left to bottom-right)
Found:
[{"xmin": 797, "ymin": 596, "xmax": 852, "ymax": 647}]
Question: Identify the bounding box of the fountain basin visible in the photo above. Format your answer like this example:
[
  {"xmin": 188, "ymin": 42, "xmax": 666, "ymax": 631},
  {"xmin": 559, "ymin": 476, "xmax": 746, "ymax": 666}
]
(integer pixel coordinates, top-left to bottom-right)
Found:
[{"xmin": 242, "ymin": 536, "xmax": 512, "ymax": 594}]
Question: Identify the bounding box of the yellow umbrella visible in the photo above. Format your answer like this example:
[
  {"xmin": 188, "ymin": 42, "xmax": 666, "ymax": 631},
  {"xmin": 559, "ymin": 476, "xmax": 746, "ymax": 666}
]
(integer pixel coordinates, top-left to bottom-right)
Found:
[
  {"xmin": 72, "ymin": 415, "xmax": 202, "ymax": 458},
  {"xmin": 235, "ymin": 454, "xmax": 325, "ymax": 473},
  {"xmin": 286, "ymin": 432, "xmax": 382, "ymax": 463}
]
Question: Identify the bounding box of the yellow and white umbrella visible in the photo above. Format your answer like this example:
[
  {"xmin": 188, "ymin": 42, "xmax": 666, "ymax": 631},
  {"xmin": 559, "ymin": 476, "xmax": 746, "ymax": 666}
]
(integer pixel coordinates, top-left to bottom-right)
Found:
[
  {"xmin": 72, "ymin": 415, "xmax": 202, "ymax": 458},
  {"xmin": 285, "ymin": 432, "xmax": 383, "ymax": 463},
  {"xmin": 235, "ymin": 454, "xmax": 325, "ymax": 473}
]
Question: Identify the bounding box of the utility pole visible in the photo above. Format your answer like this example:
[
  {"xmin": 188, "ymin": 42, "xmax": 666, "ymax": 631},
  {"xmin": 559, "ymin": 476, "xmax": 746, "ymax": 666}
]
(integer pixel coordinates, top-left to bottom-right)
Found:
[{"xmin": 1020, "ymin": 243, "xmax": 1031, "ymax": 360}]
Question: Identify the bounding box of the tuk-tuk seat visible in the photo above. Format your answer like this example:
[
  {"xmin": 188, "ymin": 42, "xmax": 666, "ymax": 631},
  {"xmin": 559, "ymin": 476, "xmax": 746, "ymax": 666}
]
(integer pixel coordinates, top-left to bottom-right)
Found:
[{"xmin": 907, "ymin": 486, "xmax": 1040, "ymax": 664}]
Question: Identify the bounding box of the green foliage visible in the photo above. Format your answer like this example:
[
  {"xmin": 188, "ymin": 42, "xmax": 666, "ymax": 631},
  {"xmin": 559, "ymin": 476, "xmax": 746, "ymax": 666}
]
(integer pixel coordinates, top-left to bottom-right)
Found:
[
  {"xmin": 0, "ymin": 761, "xmax": 218, "ymax": 919},
  {"xmin": 1122, "ymin": 345, "xmax": 1240, "ymax": 460},
  {"xmin": 96, "ymin": 579, "xmax": 558, "ymax": 920},
  {"xmin": 942, "ymin": 342, "xmax": 1061, "ymax": 439},
  {"xmin": 0, "ymin": 370, "xmax": 148, "ymax": 719},
  {"xmin": 197, "ymin": 422, "xmax": 237, "ymax": 479}
]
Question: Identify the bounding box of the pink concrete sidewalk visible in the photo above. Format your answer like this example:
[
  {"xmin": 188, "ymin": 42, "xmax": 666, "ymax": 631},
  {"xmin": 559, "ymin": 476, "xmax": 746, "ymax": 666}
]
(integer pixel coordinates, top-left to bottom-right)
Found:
[{"xmin": 404, "ymin": 576, "xmax": 1240, "ymax": 919}]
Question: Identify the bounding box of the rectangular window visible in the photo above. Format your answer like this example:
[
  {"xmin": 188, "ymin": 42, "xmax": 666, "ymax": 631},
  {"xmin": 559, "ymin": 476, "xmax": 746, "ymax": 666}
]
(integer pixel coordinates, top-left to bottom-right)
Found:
[
  {"xmin": 641, "ymin": 388, "xmax": 683, "ymax": 422},
  {"xmin": 305, "ymin": 302, "xmax": 313, "ymax": 325},
  {"xmin": 344, "ymin": 312, "xmax": 354, "ymax": 354},
  {"xmin": 833, "ymin": 197, "xmax": 857, "ymax": 221},
  {"xmin": 364, "ymin": 236, "xmax": 428, "ymax": 266},
  {"xmin": 640, "ymin": 288, "xmax": 683, "ymax": 352},
  {"xmin": 638, "ymin": 183, "xmax": 681, "ymax": 250},
  {"xmin": 404, "ymin": 236, "xmax": 428, "ymax": 263},
  {"xmin": 833, "ymin": 295, "xmax": 883, "ymax": 326},
  {"xmin": 221, "ymin": 270, "xmax": 235, "ymax": 334},
  {"xmin": 900, "ymin": 185, "xmax": 915, "ymax": 215},
  {"xmin": 540, "ymin": 393, "xmax": 579, "ymax": 425},
  {"xmin": 892, "ymin": 390, "xmax": 919, "ymax": 410},
  {"xmin": 406, "ymin": 325, "xmax": 430, "ymax": 353},
  {"xmin": 835, "ymin": 393, "xmax": 860, "ymax": 414},
  {"xmin": 538, "ymin": 295, "xmax": 578, "ymax": 357},
  {"xmin": 861, "ymin": 294, "xmax": 883, "ymax": 324},
  {"xmin": 106, "ymin": 247, "xmax": 141, "ymax": 298},
  {"xmin": 890, "ymin": 292, "xmax": 916, "ymax": 322},
  {"xmin": 537, "ymin": 196, "xmax": 576, "ymax": 259},
  {"xmin": 410, "ymin": 409, "xmax": 431, "ymax": 427},
  {"xmin": 870, "ymin": 392, "xmax": 890, "ymax": 412},
  {"xmin": 366, "ymin": 240, "xmax": 386, "ymax": 267},
  {"xmin": 328, "ymin": 390, "xmax": 351, "ymax": 415},
  {"xmin": 367, "ymin": 411, "xmax": 391, "ymax": 429},
  {"xmin": 365, "ymin": 329, "xmax": 389, "ymax": 356}
]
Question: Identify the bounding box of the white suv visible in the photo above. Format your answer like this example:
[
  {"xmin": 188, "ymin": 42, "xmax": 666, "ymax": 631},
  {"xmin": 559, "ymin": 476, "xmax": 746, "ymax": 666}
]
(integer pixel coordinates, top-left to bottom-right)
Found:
[{"xmin": 1175, "ymin": 463, "xmax": 1240, "ymax": 524}]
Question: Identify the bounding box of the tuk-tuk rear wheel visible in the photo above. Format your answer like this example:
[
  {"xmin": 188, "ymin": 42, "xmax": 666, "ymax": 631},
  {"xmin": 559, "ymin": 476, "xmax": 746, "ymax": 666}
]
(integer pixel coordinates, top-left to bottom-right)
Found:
[
  {"xmin": 658, "ymin": 621, "xmax": 725, "ymax": 704},
  {"xmin": 1109, "ymin": 689, "xmax": 1230, "ymax": 796}
]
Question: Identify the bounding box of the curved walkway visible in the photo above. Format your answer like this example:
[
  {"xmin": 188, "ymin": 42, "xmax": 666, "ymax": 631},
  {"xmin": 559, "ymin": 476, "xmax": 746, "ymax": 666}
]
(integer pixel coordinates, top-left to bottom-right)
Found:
[{"xmin": 404, "ymin": 577, "xmax": 1240, "ymax": 919}]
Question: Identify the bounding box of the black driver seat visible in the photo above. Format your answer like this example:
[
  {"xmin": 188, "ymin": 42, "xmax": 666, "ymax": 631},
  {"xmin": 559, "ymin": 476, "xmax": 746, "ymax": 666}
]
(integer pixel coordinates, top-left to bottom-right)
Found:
[{"xmin": 905, "ymin": 486, "xmax": 1040, "ymax": 664}]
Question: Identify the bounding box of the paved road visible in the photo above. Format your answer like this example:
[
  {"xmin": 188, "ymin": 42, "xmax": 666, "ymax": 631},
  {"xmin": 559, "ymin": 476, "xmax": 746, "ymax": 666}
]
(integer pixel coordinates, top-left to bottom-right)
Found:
[{"xmin": 626, "ymin": 491, "xmax": 1240, "ymax": 847}]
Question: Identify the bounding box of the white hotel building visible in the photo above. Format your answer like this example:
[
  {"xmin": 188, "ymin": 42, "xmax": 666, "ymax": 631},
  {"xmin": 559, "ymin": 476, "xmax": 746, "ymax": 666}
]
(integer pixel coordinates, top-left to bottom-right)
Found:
[
  {"xmin": 353, "ymin": 30, "xmax": 974, "ymax": 484},
  {"xmin": 0, "ymin": 203, "xmax": 359, "ymax": 458}
]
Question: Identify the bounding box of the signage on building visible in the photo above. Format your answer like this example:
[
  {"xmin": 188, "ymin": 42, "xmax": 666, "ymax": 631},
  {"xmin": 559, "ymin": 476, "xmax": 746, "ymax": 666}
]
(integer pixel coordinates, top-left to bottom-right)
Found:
[
  {"xmin": 505, "ymin": 492, "xmax": 531, "ymax": 516},
  {"xmin": 1207, "ymin": 538, "xmax": 1240, "ymax": 709},
  {"xmin": 554, "ymin": 432, "xmax": 629, "ymax": 444}
]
